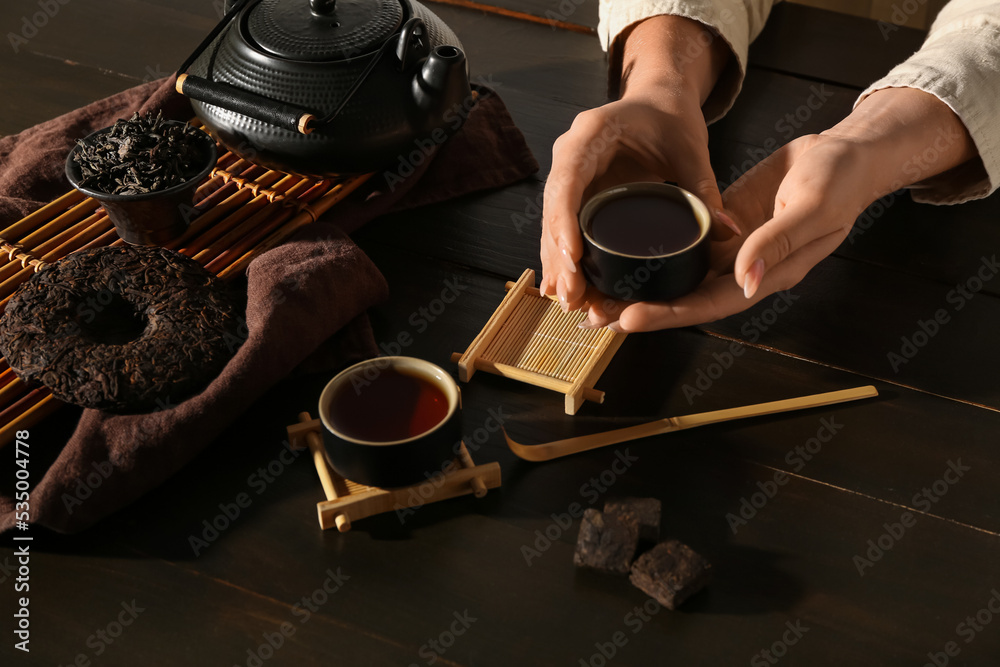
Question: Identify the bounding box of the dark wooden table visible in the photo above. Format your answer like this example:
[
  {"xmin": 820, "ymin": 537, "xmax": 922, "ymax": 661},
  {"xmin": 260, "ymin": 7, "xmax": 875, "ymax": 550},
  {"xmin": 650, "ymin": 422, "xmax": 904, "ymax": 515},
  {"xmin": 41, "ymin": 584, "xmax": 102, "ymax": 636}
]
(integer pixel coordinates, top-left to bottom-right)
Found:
[{"xmin": 3, "ymin": 1, "xmax": 1000, "ymax": 665}]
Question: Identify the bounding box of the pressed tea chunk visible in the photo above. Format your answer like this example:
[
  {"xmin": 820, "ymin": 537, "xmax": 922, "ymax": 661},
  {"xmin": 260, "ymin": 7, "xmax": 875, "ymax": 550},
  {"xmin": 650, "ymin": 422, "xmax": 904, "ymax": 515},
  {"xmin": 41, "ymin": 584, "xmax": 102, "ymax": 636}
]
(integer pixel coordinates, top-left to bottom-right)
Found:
[
  {"xmin": 0, "ymin": 246, "xmax": 243, "ymax": 413},
  {"xmin": 605, "ymin": 497, "xmax": 661, "ymax": 543},
  {"xmin": 629, "ymin": 540, "xmax": 712, "ymax": 609},
  {"xmin": 573, "ymin": 508, "xmax": 640, "ymax": 574}
]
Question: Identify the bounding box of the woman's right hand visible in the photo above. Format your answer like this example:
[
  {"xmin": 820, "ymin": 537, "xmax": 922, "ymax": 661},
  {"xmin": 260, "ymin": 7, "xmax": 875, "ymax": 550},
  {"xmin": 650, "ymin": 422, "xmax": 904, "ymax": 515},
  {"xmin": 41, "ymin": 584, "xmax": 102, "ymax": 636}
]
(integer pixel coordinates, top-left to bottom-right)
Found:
[
  {"xmin": 540, "ymin": 91, "xmax": 729, "ymax": 313},
  {"xmin": 539, "ymin": 15, "xmax": 735, "ymax": 315}
]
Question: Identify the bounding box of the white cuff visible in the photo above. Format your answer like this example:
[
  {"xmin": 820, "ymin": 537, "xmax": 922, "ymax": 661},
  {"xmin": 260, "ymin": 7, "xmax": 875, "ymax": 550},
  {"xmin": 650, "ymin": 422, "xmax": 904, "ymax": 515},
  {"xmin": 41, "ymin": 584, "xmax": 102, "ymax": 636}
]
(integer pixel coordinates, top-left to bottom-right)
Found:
[{"xmin": 855, "ymin": 8, "xmax": 1000, "ymax": 204}]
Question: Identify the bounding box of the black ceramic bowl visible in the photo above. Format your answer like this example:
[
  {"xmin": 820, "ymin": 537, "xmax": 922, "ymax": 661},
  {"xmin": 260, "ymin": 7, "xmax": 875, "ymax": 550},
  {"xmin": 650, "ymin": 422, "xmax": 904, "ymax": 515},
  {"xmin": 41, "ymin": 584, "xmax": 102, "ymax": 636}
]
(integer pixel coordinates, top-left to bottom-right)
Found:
[
  {"xmin": 65, "ymin": 121, "xmax": 217, "ymax": 246},
  {"xmin": 579, "ymin": 182, "xmax": 711, "ymax": 302},
  {"xmin": 318, "ymin": 356, "xmax": 462, "ymax": 489}
]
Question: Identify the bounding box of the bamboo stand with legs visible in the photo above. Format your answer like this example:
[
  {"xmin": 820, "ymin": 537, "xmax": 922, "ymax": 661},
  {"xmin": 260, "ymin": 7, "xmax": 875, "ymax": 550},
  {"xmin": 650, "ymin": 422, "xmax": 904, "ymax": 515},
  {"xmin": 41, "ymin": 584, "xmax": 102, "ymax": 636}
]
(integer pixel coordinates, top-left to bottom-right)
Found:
[
  {"xmin": 0, "ymin": 124, "xmax": 373, "ymax": 446},
  {"xmin": 452, "ymin": 269, "xmax": 627, "ymax": 414},
  {"xmin": 287, "ymin": 413, "xmax": 502, "ymax": 531}
]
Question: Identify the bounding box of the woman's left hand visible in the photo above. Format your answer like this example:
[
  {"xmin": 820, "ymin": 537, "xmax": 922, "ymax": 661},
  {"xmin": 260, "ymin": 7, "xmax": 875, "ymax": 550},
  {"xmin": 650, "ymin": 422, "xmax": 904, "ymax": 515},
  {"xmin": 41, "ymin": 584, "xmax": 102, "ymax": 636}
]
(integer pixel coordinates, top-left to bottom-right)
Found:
[
  {"xmin": 582, "ymin": 133, "xmax": 875, "ymax": 331},
  {"xmin": 580, "ymin": 86, "xmax": 980, "ymax": 333}
]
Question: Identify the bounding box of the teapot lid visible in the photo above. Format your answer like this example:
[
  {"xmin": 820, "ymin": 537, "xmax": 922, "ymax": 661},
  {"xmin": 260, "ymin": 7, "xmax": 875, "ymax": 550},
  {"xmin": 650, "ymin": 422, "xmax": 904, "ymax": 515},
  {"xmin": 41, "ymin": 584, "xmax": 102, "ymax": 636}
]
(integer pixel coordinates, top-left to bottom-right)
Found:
[{"xmin": 246, "ymin": 0, "xmax": 404, "ymax": 62}]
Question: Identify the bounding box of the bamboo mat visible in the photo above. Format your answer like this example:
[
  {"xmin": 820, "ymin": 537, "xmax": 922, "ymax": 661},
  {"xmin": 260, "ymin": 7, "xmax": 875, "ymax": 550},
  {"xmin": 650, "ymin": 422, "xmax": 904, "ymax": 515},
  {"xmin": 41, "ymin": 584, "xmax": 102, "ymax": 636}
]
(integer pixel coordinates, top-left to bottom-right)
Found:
[
  {"xmin": 0, "ymin": 133, "xmax": 372, "ymax": 445},
  {"xmin": 453, "ymin": 269, "xmax": 627, "ymax": 415}
]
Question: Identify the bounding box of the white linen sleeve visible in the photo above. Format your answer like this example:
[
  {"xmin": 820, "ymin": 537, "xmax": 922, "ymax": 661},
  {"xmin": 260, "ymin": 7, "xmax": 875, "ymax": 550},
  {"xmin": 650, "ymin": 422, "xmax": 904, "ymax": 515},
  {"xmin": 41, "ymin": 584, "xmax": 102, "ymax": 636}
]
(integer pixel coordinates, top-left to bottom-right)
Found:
[
  {"xmin": 856, "ymin": 0, "xmax": 1000, "ymax": 203},
  {"xmin": 597, "ymin": 0, "xmax": 777, "ymax": 122}
]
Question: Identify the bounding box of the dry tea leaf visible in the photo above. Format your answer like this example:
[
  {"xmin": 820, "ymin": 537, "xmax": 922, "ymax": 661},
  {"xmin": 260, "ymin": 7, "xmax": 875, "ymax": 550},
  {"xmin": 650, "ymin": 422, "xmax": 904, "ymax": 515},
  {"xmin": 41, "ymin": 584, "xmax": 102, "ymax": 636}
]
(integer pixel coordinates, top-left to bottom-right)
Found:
[{"xmin": 72, "ymin": 111, "xmax": 210, "ymax": 196}]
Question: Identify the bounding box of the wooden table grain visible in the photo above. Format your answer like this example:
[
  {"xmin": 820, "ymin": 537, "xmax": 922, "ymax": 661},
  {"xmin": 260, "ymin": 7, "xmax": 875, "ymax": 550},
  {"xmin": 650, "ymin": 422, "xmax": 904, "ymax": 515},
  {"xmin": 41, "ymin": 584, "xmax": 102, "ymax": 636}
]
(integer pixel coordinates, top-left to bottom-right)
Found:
[{"xmin": 2, "ymin": 1, "xmax": 999, "ymax": 665}]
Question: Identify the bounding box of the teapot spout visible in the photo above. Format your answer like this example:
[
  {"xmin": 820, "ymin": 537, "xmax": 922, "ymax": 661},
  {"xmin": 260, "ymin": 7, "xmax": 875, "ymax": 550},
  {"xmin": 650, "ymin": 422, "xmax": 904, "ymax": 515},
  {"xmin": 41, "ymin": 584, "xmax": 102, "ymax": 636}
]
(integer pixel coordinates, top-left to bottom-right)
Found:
[{"xmin": 413, "ymin": 45, "xmax": 472, "ymax": 133}]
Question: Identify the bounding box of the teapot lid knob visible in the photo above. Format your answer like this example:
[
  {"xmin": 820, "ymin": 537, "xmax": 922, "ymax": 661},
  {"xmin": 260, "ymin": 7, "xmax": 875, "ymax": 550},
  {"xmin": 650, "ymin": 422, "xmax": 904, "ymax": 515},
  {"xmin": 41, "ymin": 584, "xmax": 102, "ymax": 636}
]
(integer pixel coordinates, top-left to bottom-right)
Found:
[
  {"xmin": 310, "ymin": 0, "xmax": 336, "ymax": 15},
  {"xmin": 248, "ymin": 0, "xmax": 404, "ymax": 61}
]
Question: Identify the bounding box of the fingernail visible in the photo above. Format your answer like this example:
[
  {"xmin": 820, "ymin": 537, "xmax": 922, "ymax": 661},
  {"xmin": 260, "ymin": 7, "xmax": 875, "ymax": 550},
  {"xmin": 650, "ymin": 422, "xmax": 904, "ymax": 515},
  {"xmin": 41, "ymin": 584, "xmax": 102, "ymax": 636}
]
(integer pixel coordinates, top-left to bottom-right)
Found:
[
  {"xmin": 607, "ymin": 320, "xmax": 624, "ymax": 333},
  {"xmin": 715, "ymin": 209, "xmax": 742, "ymax": 236},
  {"xmin": 560, "ymin": 244, "xmax": 577, "ymax": 274},
  {"xmin": 578, "ymin": 315, "xmax": 601, "ymax": 330},
  {"xmin": 744, "ymin": 259, "xmax": 765, "ymax": 299},
  {"xmin": 556, "ymin": 276, "xmax": 569, "ymax": 313}
]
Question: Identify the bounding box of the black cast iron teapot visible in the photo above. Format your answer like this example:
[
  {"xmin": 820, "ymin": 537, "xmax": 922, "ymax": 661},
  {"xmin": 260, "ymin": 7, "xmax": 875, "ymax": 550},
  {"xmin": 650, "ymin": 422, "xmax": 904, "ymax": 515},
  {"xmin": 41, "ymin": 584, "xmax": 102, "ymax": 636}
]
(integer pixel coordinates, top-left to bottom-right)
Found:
[{"xmin": 175, "ymin": 0, "xmax": 471, "ymax": 175}]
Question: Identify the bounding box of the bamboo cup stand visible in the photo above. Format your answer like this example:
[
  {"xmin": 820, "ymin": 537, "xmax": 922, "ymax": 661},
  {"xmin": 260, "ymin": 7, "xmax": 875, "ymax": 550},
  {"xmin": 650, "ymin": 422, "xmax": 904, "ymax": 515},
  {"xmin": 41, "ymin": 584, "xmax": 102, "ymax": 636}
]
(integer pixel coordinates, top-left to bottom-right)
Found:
[
  {"xmin": 287, "ymin": 412, "xmax": 502, "ymax": 532},
  {"xmin": 452, "ymin": 269, "xmax": 627, "ymax": 414},
  {"xmin": 0, "ymin": 124, "xmax": 372, "ymax": 446}
]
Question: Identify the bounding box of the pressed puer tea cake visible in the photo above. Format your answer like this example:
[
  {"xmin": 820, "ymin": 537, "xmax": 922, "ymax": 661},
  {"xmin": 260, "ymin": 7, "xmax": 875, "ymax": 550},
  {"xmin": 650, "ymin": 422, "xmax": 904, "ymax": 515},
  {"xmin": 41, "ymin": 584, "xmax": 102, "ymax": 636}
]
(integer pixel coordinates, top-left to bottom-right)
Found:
[{"xmin": 0, "ymin": 246, "xmax": 243, "ymax": 413}]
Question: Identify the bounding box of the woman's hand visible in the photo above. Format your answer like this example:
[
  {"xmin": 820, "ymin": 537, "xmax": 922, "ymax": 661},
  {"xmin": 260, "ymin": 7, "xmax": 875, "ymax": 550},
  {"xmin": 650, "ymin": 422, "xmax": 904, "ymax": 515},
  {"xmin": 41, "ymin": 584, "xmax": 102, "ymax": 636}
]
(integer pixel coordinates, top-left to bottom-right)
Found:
[
  {"xmin": 540, "ymin": 92, "xmax": 728, "ymax": 313},
  {"xmin": 540, "ymin": 15, "xmax": 734, "ymax": 314},
  {"xmin": 580, "ymin": 134, "xmax": 870, "ymax": 331},
  {"xmin": 580, "ymin": 87, "xmax": 978, "ymax": 332}
]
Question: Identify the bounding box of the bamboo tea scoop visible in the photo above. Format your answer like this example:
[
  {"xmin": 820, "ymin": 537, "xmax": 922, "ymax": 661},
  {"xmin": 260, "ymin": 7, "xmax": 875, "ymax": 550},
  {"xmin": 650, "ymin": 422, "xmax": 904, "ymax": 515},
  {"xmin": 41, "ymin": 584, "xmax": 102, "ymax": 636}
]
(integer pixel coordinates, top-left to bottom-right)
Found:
[{"xmin": 503, "ymin": 385, "xmax": 878, "ymax": 462}]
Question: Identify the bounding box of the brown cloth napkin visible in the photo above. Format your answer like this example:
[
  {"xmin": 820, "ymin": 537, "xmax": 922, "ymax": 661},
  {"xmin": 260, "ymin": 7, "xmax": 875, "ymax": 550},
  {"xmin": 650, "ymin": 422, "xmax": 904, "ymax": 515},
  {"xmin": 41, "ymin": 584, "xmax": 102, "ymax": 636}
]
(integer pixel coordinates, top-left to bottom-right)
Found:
[{"xmin": 0, "ymin": 77, "xmax": 538, "ymax": 534}]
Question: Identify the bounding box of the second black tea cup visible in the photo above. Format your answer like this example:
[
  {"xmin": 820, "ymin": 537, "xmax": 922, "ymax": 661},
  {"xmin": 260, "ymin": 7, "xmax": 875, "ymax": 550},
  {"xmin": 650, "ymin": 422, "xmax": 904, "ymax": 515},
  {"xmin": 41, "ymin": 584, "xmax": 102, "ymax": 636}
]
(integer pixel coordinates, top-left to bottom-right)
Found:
[{"xmin": 318, "ymin": 357, "xmax": 462, "ymax": 489}]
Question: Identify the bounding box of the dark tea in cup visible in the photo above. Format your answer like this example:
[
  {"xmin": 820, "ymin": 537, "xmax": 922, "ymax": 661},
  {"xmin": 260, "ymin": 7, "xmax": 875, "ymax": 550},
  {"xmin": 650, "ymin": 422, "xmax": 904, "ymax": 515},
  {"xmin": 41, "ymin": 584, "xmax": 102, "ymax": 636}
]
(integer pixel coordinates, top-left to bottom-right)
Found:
[
  {"xmin": 319, "ymin": 357, "xmax": 461, "ymax": 488},
  {"xmin": 588, "ymin": 195, "xmax": 702, "ymax": 257},
  {"xmin": 325, "ymin": 365, "xmax": 449, "ymax": 442}
]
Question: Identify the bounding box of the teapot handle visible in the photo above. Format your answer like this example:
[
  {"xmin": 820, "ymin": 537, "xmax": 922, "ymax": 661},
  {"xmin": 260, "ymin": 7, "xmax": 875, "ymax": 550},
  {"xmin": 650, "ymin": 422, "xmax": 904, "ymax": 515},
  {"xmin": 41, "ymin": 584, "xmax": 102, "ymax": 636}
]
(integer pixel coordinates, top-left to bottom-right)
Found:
[
  {"xmin": 175, "ymin": 8, "xmax": 430, "ymax": 135},
  {"xmin": 176, "ymin": 74, "xmax": 319, "ymax": 134},
  {"xmin": 306, "ymin": 18, "xmax": 429, "ymax": 127},
  {"xmin": 174, "ymin": 0, "xmax": 321, "ymax": 134},
  {"xmin": 395, "ymin": 16, "xmax": 430, "ymax": 71}
]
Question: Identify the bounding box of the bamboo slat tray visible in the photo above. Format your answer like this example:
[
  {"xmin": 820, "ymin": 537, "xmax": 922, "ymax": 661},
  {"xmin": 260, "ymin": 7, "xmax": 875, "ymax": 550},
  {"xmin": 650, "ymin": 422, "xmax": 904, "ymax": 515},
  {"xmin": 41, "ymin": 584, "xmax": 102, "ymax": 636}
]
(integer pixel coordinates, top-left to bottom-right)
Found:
[
  {"xmin": 0, "ymin": 128, "xmax": 373, "ymax": 445},
  {"xmin": 452, "ymin": 269, "xmax": 627, "ymax": 414},
  {"xmin": 287, "ymin": 412, "xmax": 502, "ymax": 531}
]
